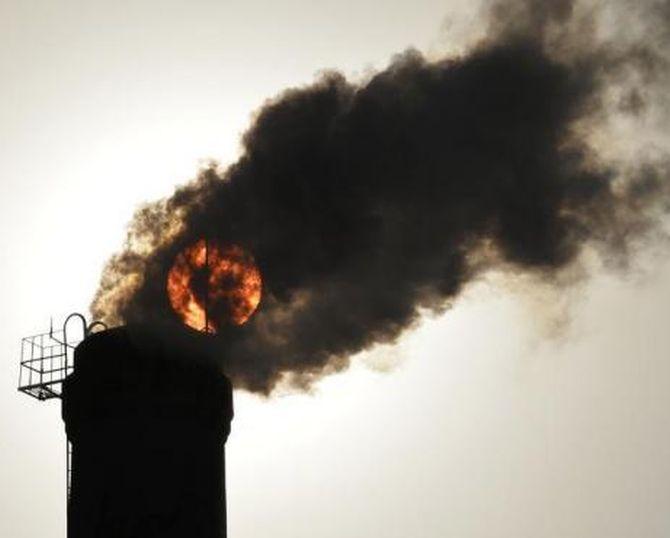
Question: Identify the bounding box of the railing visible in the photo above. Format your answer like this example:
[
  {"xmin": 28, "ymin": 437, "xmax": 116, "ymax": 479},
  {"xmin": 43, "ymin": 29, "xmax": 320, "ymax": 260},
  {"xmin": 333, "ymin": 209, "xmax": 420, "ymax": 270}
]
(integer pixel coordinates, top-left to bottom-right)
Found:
[
  {"xmin": 18, "ymin": 328, "xmax": 74, "ymax": 400},
  {"xmin": 18, "ymin": 314, "xmax": 108, "ymax": 400},
  {"xmin": 18, "ymin": 313, "xmax": 108, "ymax": 504}
]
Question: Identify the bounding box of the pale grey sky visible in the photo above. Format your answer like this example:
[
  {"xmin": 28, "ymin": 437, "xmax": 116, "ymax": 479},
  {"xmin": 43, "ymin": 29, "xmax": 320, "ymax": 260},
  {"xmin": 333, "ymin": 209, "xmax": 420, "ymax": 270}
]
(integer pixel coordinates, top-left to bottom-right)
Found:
[{"xmin": 1, "ymin": 1, "xmax": 670, "ymax": 537}]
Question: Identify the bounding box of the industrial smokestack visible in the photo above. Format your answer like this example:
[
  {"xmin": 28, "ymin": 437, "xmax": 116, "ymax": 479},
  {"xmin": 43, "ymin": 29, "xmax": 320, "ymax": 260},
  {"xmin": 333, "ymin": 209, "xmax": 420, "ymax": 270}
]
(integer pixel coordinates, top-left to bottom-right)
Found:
[{"xmin": 62, "ymin": 324, "xmax": 233, "ymax": 538}]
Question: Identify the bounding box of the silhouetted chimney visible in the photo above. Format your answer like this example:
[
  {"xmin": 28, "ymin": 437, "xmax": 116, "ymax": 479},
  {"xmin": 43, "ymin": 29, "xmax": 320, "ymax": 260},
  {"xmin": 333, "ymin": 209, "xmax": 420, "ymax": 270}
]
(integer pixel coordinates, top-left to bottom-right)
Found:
[{"xmin": 62, "ymin": 324, "xmax": 233, "ymax": 538}]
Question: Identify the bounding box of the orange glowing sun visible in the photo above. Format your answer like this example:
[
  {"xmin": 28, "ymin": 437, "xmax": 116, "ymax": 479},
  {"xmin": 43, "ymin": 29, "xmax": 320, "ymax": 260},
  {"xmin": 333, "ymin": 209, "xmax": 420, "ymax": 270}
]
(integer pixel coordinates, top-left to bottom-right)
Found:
[{"xmin": 166, "ymin": 239, "xmax": 262, "ymax": 333}]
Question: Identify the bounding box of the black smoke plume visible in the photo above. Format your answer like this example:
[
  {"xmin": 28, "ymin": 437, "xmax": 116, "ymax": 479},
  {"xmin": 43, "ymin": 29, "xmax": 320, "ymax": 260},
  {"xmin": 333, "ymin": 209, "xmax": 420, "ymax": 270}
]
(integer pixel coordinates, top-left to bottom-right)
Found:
[{"xmin": 92, "ymin": 0, "xmax": 670, "ymax": 393}]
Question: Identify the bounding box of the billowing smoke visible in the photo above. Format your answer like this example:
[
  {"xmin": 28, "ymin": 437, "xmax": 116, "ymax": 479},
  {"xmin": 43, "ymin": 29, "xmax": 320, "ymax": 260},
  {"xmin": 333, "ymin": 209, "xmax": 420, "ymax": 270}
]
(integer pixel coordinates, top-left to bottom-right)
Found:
[{"xmin": 92, "ymin": 0, "xmax": 670, "ymax": 393}]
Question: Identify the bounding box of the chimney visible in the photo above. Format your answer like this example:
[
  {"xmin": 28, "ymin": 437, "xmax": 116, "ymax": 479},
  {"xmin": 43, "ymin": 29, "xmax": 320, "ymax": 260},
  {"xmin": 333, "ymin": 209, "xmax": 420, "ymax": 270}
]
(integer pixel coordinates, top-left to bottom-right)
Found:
[{"xmin": 61, "ymin": 324, "xmax": 233, "ymax": 538}]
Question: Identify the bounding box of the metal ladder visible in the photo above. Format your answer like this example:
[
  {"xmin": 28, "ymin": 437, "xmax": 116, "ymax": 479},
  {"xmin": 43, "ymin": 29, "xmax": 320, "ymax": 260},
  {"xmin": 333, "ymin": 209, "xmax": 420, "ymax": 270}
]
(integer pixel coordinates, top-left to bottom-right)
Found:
[{"xmin": 66, "ymin": 440, "xmax": 73, "ymax": 502}]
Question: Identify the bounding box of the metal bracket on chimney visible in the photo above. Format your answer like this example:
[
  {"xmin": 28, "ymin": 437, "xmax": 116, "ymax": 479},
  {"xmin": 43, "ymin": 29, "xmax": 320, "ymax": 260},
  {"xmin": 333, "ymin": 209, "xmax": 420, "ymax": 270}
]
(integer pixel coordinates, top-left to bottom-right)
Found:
[{"xmin": 17, "ymin": 313, "xmax": 108, "ymax": 401}]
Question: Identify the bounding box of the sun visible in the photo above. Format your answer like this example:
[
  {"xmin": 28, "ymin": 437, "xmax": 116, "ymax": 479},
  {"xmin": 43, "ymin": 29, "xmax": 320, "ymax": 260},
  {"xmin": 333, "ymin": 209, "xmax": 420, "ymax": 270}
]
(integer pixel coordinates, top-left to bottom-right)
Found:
[{"xmin": 166, "ymin": 239, "xmax": 262, "ymax": 333}]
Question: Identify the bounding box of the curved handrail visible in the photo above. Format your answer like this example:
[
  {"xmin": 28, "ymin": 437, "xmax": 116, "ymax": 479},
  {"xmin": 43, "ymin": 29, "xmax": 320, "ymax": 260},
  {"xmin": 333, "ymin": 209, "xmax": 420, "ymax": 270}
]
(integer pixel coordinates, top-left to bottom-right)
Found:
[
  {"xmin": 56, "ymin": 314, "xmax": 109, "ymax": 347},
  {"xmin": 86, "ymin": 321, "xmax": 108, "ymax": 335},
  {"xmin": 63, "ymin": 313, "xmax": 88, "ymax": 350}
]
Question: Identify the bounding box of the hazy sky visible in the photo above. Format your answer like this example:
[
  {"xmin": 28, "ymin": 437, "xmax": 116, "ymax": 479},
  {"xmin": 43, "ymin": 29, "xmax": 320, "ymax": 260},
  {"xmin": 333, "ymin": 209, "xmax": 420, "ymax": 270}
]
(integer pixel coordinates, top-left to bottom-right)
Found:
[{"xmin": 2, "ymin": 1, "xmax": 670, "ymax": 537}]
